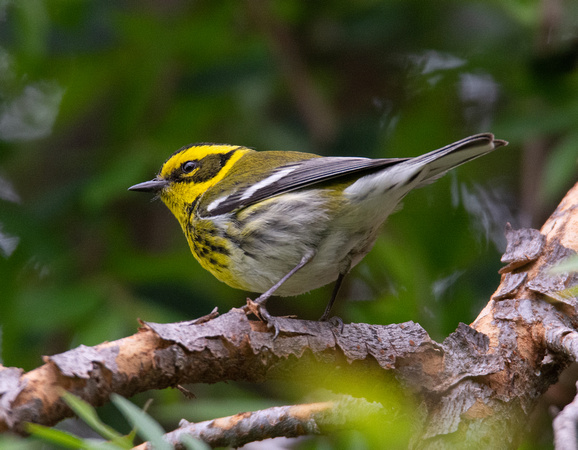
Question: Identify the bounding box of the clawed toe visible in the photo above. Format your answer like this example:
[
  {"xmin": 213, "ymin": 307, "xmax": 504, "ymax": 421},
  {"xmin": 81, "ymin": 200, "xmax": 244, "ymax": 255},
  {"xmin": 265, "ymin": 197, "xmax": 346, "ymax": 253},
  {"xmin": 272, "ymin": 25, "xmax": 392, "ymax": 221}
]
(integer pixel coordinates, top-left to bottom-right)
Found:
[
  {"xmin": 323, "ymin": 315, "xmax": 344, "ymax": 333},
  {"xmin": 244, "ymin": 298, "xmax": 281, "ymax": 339},
  {"xmin": 257, "ymin": 305, "xmax": 281, "ymax": 339},
  {"xmin": 244, "ymin": 298, "xmax": 261, "ymax": 318}
]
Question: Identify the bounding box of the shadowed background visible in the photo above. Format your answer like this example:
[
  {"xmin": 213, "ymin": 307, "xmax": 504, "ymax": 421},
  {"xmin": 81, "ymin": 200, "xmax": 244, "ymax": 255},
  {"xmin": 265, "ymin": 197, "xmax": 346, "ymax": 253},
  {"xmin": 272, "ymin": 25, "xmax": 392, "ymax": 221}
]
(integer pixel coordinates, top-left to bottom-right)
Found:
[{"xmin": 1, "ymin": 1, "xmax": 577, "ymax": 448}]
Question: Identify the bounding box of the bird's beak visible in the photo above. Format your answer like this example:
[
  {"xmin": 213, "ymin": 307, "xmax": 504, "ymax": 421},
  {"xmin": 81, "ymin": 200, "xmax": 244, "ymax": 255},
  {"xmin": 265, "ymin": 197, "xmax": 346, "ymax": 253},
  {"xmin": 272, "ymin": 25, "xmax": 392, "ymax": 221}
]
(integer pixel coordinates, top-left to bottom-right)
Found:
[{"xmin": 128, "ymin": 178, "xmax": 168, "ymax": 193}]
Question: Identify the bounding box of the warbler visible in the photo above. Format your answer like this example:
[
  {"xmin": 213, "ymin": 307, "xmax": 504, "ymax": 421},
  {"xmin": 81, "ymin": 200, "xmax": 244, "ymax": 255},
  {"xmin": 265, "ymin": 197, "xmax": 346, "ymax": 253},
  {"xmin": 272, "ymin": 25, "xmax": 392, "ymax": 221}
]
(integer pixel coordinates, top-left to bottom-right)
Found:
[{"xmin": 129, "ymin": 133, "xmax": 506, "ymax": 335}]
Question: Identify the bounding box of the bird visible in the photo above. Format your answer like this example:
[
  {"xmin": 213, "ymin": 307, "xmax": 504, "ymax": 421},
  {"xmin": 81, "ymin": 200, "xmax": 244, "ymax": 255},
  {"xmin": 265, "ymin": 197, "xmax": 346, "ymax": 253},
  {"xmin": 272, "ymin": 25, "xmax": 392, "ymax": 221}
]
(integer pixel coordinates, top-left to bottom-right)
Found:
[{"xmin": 129, "ymin": 133, "xmax": 506, "ymax": 336}]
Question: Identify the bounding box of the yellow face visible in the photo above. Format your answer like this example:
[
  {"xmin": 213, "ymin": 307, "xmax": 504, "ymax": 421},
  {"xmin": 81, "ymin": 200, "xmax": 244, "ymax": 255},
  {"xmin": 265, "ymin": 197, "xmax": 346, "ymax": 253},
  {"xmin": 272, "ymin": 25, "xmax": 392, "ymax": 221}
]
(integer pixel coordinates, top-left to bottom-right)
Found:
[{"xmin": 157, "ymin": 144, "xmax": 249, "ymax": 224}]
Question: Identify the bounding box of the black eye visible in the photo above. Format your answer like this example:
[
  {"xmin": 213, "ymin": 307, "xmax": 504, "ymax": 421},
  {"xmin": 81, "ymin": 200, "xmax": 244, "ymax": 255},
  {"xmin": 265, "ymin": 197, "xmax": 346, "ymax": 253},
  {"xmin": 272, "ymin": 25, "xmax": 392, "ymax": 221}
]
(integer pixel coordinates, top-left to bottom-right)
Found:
[{"xmin": 181, "ymin": 161, "xmax": 198, "ymax": 174}]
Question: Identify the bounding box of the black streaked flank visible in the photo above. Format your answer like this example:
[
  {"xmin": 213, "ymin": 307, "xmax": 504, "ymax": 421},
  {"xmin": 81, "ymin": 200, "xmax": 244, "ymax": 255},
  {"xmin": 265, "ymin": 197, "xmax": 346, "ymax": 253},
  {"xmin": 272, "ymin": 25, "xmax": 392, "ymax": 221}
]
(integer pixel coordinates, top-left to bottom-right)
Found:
[
  {"xmin": 246, "ymin": 229, "xmax": 280, "ymax": 247},
  {"xmin": 208, "ymin": 257, "xmax": 227, "ymax": 269},
  {"xmin": 210, "ymin": 244, "xmax": 230, "ymax": 256},
  {"xmin": 239, "ymin": 205, "xmax": 269, "ymax": 221},
  {"xmin": 224, "ymin": 231, "xmax": 242, "ymax": 248},
  {"xmin": 266, "ymin": 218, "xmax": 303, "ymax": 234},
  {"xmin": 186, "ymin": 197, "xmax": 199, "ymax": 217}
]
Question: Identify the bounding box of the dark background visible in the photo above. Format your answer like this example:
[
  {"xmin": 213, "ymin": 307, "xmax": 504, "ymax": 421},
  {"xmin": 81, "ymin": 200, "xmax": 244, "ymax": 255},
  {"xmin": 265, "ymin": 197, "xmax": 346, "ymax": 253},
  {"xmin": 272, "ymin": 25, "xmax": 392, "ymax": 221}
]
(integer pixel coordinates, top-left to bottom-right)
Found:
[{"xmin": 1, "ymin": 1, "xmax": 577, "ymax": 448}]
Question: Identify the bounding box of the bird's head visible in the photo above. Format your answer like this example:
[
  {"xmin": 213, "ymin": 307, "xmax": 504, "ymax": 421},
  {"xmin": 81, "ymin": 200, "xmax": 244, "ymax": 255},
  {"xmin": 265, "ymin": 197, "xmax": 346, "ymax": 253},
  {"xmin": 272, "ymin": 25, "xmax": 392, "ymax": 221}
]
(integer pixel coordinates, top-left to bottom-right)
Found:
[{"xmin": 129, "ymin": 144, "xmax": 249, "ymax": 223}]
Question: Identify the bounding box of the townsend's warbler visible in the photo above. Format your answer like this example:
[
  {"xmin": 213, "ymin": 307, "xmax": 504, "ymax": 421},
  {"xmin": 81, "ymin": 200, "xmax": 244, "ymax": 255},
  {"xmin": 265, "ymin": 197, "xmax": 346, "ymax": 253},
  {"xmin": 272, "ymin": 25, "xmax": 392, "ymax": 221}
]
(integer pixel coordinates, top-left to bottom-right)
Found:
[{"xmin": 129, "ymin": 134, "xmax": 506, "ymax": 336}]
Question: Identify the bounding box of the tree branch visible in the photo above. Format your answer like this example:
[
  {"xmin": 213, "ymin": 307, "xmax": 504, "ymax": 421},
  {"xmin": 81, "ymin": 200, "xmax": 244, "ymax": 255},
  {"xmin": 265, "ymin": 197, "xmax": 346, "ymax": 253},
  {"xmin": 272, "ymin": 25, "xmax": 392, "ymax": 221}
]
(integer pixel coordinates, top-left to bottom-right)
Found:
[
  {"xmin": 420, "ymin": 181, "xmax": 578, "ymax": 449},
  {"xmin": 0, "ymin": 311, "xmax": 438, "ymax": 434},
  {"xmin": 133, "ymin": 397, "xmax": 382, "ymax": 449},
  {"xmin": 1, "ymin": 182, "xmax": 577, "ymax": 449},
  {"xmin": 553, "ymin": 382, "xmax": 578, "ymax": 450}
]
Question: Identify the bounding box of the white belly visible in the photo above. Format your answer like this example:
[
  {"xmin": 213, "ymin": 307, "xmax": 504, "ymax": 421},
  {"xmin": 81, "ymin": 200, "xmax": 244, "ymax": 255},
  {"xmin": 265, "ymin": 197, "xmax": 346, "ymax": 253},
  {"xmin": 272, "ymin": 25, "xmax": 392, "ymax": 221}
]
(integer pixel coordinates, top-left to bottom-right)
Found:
[{"xmin": 216, "ymin": 188, "xmax": 399, "ymax": 296}]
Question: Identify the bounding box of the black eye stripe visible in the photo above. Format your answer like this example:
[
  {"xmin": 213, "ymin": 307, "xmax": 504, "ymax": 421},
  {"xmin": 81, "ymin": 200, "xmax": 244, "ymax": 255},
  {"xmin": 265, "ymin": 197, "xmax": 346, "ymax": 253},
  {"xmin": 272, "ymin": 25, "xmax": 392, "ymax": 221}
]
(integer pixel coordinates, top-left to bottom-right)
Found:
[
  {"xmin": 188, "ymin": 150, "xmax": 238, "ymax": 184},
  {"xmin": 166, "ymin": 149, "xmax": 238, "ymax": 184},
  {"xmin": 218, "ymin": 150, "xmax": 236, "ymax": 168}
]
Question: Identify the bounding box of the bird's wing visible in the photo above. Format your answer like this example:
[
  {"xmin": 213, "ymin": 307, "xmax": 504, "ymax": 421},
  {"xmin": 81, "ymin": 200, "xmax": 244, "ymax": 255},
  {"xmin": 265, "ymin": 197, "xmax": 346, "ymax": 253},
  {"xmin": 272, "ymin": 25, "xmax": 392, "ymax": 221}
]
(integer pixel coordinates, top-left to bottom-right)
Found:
[
  {"xmin": 202, "ymin": 154, "xmax": 405, "ymax": 216},
  {"xmin": 201, "ymin": 133, "xmax": 506, "ymax": 216}
]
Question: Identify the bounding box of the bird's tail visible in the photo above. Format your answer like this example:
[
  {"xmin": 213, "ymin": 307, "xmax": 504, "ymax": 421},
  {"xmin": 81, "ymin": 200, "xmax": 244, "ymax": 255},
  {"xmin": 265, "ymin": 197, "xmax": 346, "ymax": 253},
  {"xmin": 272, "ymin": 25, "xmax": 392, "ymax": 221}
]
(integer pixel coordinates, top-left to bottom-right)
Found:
[{"xmin": 412, "ymin": 133, "xmax": 507, "ymax": 188}]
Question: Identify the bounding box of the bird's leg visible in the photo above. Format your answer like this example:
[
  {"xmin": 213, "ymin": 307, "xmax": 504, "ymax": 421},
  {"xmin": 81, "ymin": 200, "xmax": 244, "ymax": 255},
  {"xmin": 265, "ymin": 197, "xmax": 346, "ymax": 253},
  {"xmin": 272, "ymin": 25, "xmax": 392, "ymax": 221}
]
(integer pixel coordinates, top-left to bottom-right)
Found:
[
  {"xmin": 247, "ymin": 249, "xmax": 316, "ymax": 338},
  {"xmin": 319, "ymin": 271, "xmax": 346, "ymax": 322}
]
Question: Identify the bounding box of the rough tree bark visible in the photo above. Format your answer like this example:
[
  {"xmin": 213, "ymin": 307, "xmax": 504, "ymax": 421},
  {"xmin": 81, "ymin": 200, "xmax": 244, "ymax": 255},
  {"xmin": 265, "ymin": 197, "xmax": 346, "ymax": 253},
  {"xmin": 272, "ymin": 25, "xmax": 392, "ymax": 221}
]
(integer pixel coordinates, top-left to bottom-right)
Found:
[{"xmin": 1, "ymin": 182, "xmax": 577, "ymax": 448}]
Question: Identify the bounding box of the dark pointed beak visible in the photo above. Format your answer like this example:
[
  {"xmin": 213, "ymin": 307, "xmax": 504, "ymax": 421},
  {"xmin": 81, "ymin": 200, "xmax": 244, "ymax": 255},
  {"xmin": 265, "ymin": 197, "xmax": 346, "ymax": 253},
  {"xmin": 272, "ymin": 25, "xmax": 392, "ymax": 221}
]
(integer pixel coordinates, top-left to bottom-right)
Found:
[{"xmin": 128, "ymin": 178, "xmax": 168, "ymax": 193}]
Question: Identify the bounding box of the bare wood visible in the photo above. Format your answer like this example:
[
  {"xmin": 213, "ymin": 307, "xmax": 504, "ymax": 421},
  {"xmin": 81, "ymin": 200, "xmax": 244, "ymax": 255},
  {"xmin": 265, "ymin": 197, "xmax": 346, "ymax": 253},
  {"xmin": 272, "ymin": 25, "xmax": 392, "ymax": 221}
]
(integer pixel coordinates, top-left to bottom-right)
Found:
[
  {"xmin": 414, "ymin": 182, "xmax": 578, "ymax": 448},
  {"xmin": 133, "ymin": 397, "xmax": 383, "ymax": 449},
  {"xmin": 1, "ymin": 182, "xmax": 577, "ymax": 448},
  {"xmin": 0, "ymin": 311, "xmax": 437, "ymax": 434},
  {"xmin": 553, "ymin": 382, "xmax": 578, "ymax": 450}
]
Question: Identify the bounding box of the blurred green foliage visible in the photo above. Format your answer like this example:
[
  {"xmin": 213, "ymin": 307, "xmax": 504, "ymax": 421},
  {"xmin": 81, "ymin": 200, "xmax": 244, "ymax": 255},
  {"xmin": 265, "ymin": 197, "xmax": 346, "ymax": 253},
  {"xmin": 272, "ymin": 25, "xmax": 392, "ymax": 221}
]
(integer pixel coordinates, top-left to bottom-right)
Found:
[{"xmin": 1, "ymin": 0, "xmax": 577, "ymax": 448}]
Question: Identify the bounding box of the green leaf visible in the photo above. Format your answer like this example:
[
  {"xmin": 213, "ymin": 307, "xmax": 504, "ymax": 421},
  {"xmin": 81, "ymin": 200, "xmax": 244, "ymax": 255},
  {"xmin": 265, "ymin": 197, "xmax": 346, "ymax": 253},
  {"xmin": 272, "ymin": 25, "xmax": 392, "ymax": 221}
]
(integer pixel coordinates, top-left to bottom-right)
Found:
[
  {"xmin": 81, "ymin": 440, "xmax": 126, "ymax": 450},
  {"xmin": 61, "ymin": 392, "xmax": 121, "ymax": 440},
  {"xmin": 179, "ymin": 434, "xmax": 211, "ymax": 450},
  {"xmin": 26, "ymin": 423, "xmax": 89, "ymax": 449},
  {"xmin": 61, "ymin": 392, "xmax": 132, "ymax": 448},
  {"xmin": 27, "ymin": 422, "xmax": 129, "ymax": 449},
  {"xmin": 111, "ymin": 394, "xmax": 171, "ymax": 450},
  {"xmin": 542, "ymin": 132, "xmax": 578, "ymax": 203},
  {"xmin": 549, "ymin": 255, "xmax": 578, "ymax": 274}
]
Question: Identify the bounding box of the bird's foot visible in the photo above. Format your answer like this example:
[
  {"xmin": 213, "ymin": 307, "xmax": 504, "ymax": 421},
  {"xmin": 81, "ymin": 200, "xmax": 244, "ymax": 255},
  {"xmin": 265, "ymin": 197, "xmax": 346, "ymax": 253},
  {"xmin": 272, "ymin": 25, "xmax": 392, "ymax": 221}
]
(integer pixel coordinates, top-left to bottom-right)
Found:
[
  {"xmin": 245, "ymin": 298, "xmax": 281, "ymax": 339},
  {"xmin": 320, "ymin": 314, "xmax": 344, "ymax": 333}
]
